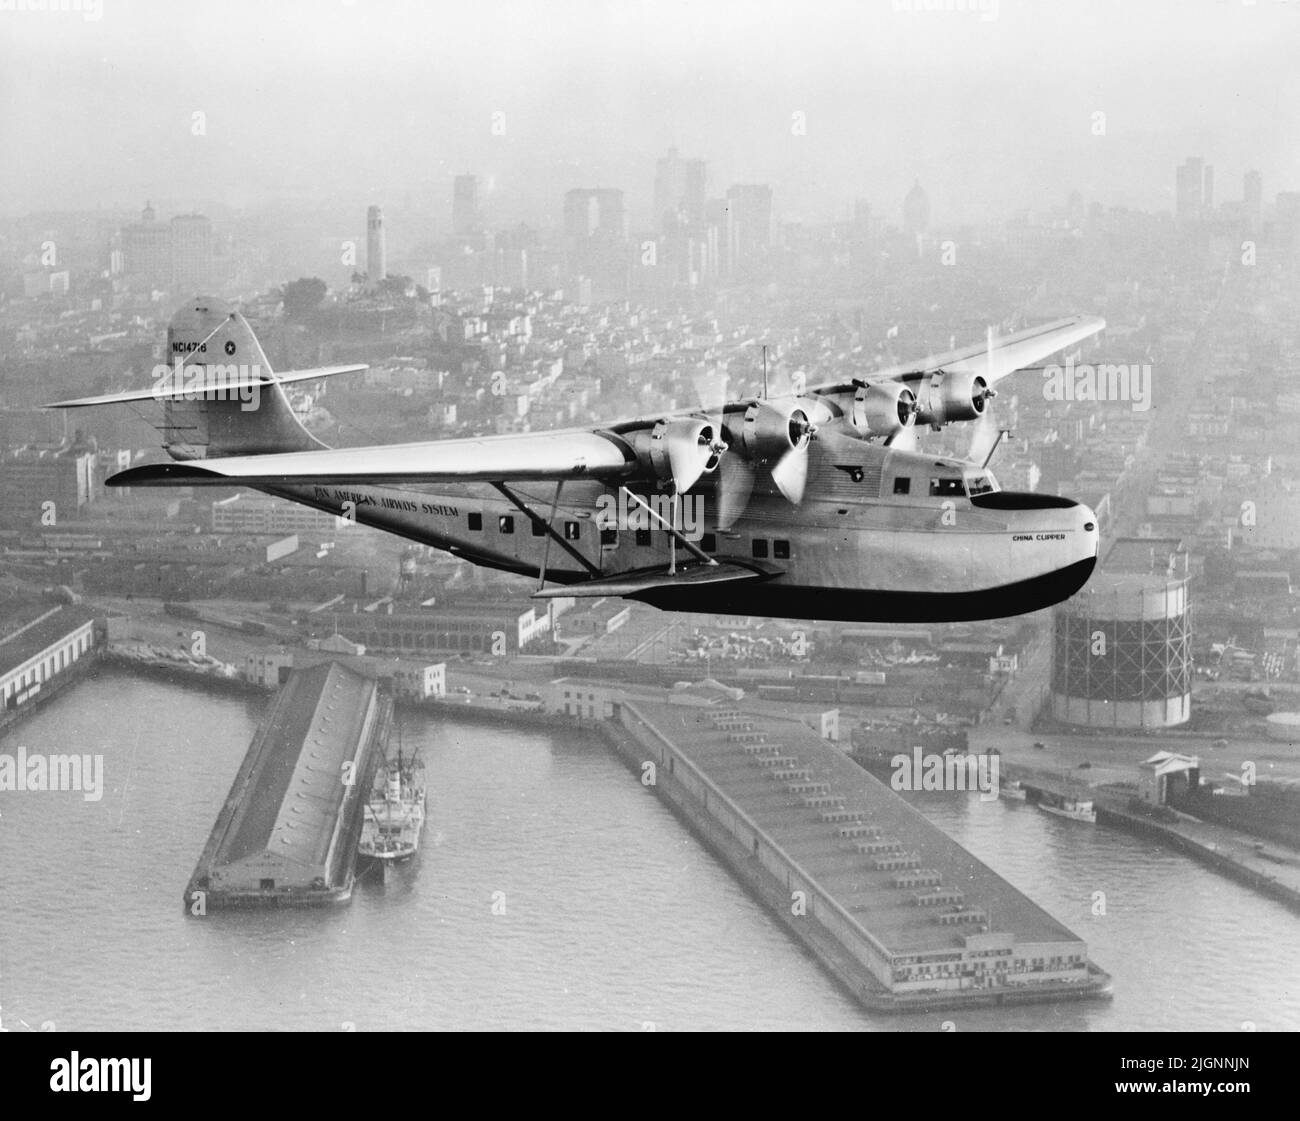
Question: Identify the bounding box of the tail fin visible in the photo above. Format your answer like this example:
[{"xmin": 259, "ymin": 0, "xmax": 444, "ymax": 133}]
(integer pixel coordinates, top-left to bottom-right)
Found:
[
  {"xmin": 46, "ymin": 295, "xmax": 367, "ymax": 461},
  {"xmin": 159, "ymin": 296, "xmax": 323, "ymax": 460}
]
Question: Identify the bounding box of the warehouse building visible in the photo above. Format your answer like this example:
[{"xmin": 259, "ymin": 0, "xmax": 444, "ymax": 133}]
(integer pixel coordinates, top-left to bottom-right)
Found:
[{"xmin": 186, "ymin": 662, "xmax": 389, "ymax": 906}]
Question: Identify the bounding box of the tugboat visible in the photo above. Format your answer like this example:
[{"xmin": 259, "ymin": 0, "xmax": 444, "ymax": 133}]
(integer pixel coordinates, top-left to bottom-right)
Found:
[
  {"xmin": 358, "ymin": 743, "xmax": 426, "ymax": 881},
  {"xmin": 1037, "ymin": 795, "xmax": 1096, "ymax": 824}
]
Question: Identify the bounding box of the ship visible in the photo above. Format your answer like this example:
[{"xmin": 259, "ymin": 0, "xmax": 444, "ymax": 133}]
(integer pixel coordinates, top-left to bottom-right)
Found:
[
  {"xmin": 358, "ymin": 743, "xmax": 426, "ymax": 879},
  {"xmin": 1037, "ymin": 795, "xmax": 1096, "ymax": 824},
  {"xmin": 1000, "ymin": 780, "xmax": 1028, "ymax": 801}
]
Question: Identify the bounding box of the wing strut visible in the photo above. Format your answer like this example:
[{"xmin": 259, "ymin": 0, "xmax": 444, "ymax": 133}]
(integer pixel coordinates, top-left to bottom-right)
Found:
[
  {"xmin": 491, "ymin": 482, "xmax": 600, "ymax": 589},
  {"xmin": 619, "ymin": 486, "xmax": 717, "ymax": 572}
]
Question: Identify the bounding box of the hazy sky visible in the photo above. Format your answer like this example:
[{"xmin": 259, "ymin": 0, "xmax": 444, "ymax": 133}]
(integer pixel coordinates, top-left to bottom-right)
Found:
[{"xmin": 2, "ymin": 0, "xmax": 1298, "ymax": 227}]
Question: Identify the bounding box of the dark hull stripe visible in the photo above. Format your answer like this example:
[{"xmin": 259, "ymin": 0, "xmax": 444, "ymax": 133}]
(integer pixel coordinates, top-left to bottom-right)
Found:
[{"xmin": 629, "ymin": 556, "xmax": 1097, "ymax": 622}]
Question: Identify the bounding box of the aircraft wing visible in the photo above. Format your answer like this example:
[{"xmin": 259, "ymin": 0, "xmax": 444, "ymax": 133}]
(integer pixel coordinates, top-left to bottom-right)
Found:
[
  {"xmin": 108, "ymin": 429, "xmax": 636, "ymax": 487},
  {"xmin": 831, "ymin": 314, "xmax": 1105, "ymax": 391}
]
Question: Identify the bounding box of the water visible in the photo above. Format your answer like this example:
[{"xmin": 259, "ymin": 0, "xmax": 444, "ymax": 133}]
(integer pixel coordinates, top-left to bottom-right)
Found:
[{"xmin": 1, "ymin": 669, "xmax": 1295, "ymax": 1031}]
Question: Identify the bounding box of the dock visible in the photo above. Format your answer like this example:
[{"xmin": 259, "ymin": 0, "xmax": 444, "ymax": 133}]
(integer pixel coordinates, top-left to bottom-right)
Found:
[
  {"xmin": 184, "ymin": 661, "xmax": 390, "ymax": 909},
  {"xmin": 612, "ymin": 699, "xmax": 1112, "ymax": 1012}
]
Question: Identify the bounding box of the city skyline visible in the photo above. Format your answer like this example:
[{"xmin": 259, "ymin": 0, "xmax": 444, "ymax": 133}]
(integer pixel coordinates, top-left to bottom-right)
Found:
[{"xmin": 2, "ymin": 1, "xmax": 1298, "ymax": 225}]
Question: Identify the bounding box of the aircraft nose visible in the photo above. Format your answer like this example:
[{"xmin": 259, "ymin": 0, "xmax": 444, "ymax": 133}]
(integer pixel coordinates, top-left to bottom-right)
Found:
[{"xmin": 1077, "ymin": 503, "xmax": 1100, "ymax": 558}]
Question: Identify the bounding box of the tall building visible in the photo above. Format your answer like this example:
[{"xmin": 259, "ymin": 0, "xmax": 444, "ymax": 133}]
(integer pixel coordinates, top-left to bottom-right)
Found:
[
  {"xmin": 366, "ymin": 205, "xmax": 387, "ymax": 283},
  {"xmin": 563, "ymin": 188, "xmax": 625, "ymax": 242},
  {"xmin": 0, "ymin": 447, "xmax": 95, "ymax": 525},
  {"xmin": 1175, "ymin": 157, "xmax": 1205, "ymax": 223},
  {"xmin": 452, "ymin": 175, "xmax": 480, "ymax": 236},
  {"xmin": 1202, "ymin": 164, "xmax": 1215, "ymax": 213},
  {"xmin": 170, "ymin": 213, "xmax": 213, "ymax": 296},
  {"xmin": 903, "ymin": 179, "xmax": 930, "ymax": 237},
  {"xmin": 724, "ymin": 184, "xmax": 773, "ymax": 277},
  {"xmin": 1243, "ymin": 170, "xmax": 1263, "ymax": 230},
  {"xmin": 121, "ymin": 201, "xmax": 171, "ymax": 291},
  {"xmin": 562, "ymin": 188, "xmax": 627, "ymax": 300},
  {"xmin": 653, "ymin": 147, "xmax": 707, "ymax": 232}
]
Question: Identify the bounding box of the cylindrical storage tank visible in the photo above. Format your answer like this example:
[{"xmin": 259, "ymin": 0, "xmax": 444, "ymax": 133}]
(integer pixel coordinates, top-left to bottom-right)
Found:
[{"xmin": 1050, "ymin": 574, "xmax": 1191, "ymax": 729}]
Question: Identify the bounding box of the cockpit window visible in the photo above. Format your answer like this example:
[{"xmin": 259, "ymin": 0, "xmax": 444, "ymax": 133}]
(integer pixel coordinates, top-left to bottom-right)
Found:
[
  {"xmin": 964, "ymin": 474, "xmax": 996, "ymax": 496},
  {"xmin": 929, "ymin": 477, "xmax": 964, "ymax": 497}
]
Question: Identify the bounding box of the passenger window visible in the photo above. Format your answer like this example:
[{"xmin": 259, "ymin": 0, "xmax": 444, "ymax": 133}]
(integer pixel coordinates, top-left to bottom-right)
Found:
[
  {"xmin": 564, "ymin": 521, "xmax": 580, "ymax": 541},
  {"xmin": 468, "ymin": 512, "xmax": 483, "ymax": 531},
  {"xmin": 635, "ymin": 528, "xmax": 652, "ymax": 547},
  {"xmin": 773, "ymin": 539, "xmax": 790, "ymax": 559},
  {"xmin": 600, "ymin": 527, "xmax": 617, "ymax": 546},
  {"xmin": 499, "ymin": 515, "xmax": 514, "ymax": 534},
  {"xmin": 929, "ymin": 477, "xmax": 964, "ymax": 497},
  {"xmin": 893, "ymin": 477, "xmax": 910, "ymax": 495},
  {"xmin": 752, "ymin": 539, "xmax": 769, "ymax": 559},
  {"xmin": 701, "ymin": 533, "xmax": 717, "ymax": 552}
]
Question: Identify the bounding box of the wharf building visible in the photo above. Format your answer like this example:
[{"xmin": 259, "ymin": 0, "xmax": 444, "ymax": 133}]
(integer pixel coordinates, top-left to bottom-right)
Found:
[
  {"xmin": 186, "ymin": 661, "xmax": 388, "ymax": 907},
  {"xmin": 0, "ymin": 606, "xmax": 97, "ymax": 713},
  {"xmin": 327, "ymin": 602, "xmax": 555, "ymax": 656},
  {"xmin": 612, "ymin": 697, "xmax": 1108, "ymax": 1008}
]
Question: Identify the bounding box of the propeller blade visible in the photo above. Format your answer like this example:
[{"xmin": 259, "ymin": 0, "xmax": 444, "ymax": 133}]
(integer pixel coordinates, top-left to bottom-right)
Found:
[
  {"xmin": 887, "ymin": 424, "xmax": 918, "ymax": 452},
  {"xmin": 664, "ymin": 420, "xmax": 718, "ymax": 494},
  {"xmin": 716, "ymin": 454, "xmax": 755, "ymax": 530},
  {"xmin": 770, "ymin": 445, "xmax": 810, "ymax": 504},
  {"xmin": 966, "ymin": 401, "xmax": 999, "ymax": 465}
]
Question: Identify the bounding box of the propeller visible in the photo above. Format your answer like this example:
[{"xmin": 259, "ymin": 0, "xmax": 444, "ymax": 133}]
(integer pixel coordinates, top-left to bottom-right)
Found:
[
  {"xmin": 965, "ymin": 326, "xmax": 1002, "ymax": 466},
  {"xmin": 769, "ymin": 442, "xmax": 810, "ymax": 504},
  {"xmin": 716, "ymin": 452, "xmax": 756, "ymax": 530},
  {"xmin": 689, "ymin": 369, "xmax": 820, "ymax": 527},
  {"xmin": 692, "ymin": 371, "xmax": 747, "ymax": 531},
  {"xmin": 655, "ymin": 417, "xmax": 727, "ymax": 495}
]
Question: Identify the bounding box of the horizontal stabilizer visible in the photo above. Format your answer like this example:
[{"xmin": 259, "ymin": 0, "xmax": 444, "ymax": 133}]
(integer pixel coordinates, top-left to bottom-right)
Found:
[
  {"xmin": 46, "ymin": 365, "xmax": 368, "ymax": 409},
  {"xmin": 532, "ymin": 560, "xmax": 778, "ymax": 599}
]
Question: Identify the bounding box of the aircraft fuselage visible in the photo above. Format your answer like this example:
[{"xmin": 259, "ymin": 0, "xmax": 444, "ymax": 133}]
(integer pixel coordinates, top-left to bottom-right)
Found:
[{"xmin": 261, "ymin": 433, "xmax": 1098, "ymax": 622}]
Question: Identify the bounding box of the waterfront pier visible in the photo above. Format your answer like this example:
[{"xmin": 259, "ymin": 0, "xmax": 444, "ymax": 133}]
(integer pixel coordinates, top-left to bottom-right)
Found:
[
  {"xmin": 184, "ymin": 661, "xmax": 389, "ymax": 909},
  {"xmin": 614, "ymin": 699, "xmax": 1112, "ymax": 1012}
]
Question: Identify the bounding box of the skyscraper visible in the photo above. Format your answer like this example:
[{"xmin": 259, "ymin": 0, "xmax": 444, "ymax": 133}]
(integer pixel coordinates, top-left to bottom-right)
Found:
[
  {"xmin": 903, "ymin": 179, "xmax": 930, "ymax": 237},
  {"xmin": 724, "ymin": 184, "xmax": 773, "ymax": 277},
  {"xmin": 1175, "ymin": 157, "xmax": 1205, "ymax": 223},
  {"xmin": 563, "ymin": 188, "xmax": 625, "ymax": 242},
  {"xmin": 1244, "ymin": 170, "xmax": 1263, "ymax": 231},
  {"xmin": 121, "ymin": 201, "xmax": 171, "ymax": 291},
  {"xmin": 367, "ymin": 205, "xmax": 386, "ymax": 282},
  {"xmin": 452, "ymin": 175, "xmax": 480, "ymax": 236},
  {"xmin": 563, "ymin": 188, "xmax": 628, "ymax": 299},
  {"xmin": 170, "ymin": 213, "xmax": 213, "ymax": 295},
  {"xmin": 653, "ymin": 147, "xmax": 707, "ymax": 232}
]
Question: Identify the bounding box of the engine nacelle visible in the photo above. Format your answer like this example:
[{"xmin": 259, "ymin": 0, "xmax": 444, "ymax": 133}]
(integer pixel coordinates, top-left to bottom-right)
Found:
[
  {"xmin": 628, "ymin": 417, "xmax": 722, "ymax": 493},
  {"xmin": 732, "ymin": 401, "xmax": 815, "ymax": 463},
  {"xmin": 915, "ymin": 370, "xmax": 990, "ymax": 427},
  {"xmin": 850, "ymin": 382, "xmax": 916, "ymax": 440}
]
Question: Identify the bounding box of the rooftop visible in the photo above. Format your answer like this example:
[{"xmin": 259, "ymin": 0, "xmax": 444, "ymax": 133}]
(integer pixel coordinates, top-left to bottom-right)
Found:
[
  {"xmin": 0, "ymin": 605, "xmax": 96, "ymax": 679},
  {"xmin": 631, "ymin": 699, "xmax": 1083, "ymax": 956},
  {"xmin": 213, "ymin": 661, "xmax": 377, "ymax": 872}
]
